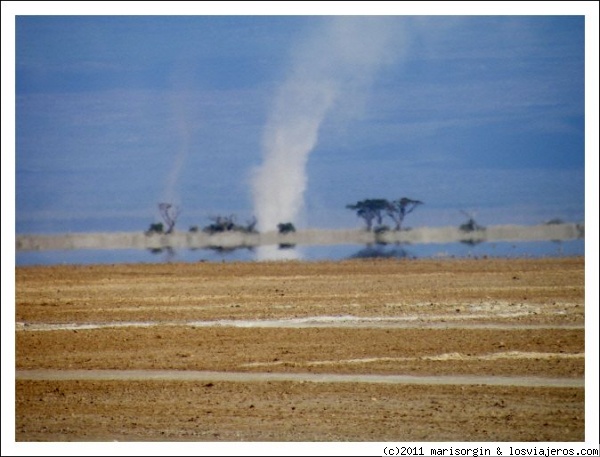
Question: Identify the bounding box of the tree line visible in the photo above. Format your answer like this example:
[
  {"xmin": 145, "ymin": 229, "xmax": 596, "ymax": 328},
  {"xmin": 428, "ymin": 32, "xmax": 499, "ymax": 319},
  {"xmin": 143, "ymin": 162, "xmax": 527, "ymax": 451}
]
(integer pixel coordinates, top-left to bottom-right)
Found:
[{"xmin": 146, "ymin": 198, "xmax": 424, "ymax": 235}]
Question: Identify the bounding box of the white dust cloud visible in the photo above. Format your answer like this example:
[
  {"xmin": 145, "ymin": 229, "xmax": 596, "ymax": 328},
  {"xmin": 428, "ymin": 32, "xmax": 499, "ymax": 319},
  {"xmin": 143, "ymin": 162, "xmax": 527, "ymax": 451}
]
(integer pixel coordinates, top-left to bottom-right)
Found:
[{"xmin": 251, "ymin": 17, "xmax": 396, "ymax": 233}]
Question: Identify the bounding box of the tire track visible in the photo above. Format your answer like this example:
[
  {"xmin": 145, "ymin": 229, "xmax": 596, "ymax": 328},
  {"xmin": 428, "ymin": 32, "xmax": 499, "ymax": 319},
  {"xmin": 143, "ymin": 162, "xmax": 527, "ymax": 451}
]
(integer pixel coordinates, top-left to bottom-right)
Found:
[
  {"xmin": 241, "ymin": 351, "xmax": 585, "ymax": 368},
  {"xmin": 15, "ymin": 369, "xmax": 584, "ymax": 388},
  {"xmin": 15, "ymin": 317, "xmax": 584, "ymax": 332}
]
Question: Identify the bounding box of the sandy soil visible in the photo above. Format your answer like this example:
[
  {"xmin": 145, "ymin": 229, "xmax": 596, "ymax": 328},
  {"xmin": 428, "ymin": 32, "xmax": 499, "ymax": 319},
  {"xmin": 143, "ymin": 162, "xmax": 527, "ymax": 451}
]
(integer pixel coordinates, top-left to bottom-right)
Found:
[{"xmin": 15, "ymin": 257, "xmax": 586, "ymax": 442}]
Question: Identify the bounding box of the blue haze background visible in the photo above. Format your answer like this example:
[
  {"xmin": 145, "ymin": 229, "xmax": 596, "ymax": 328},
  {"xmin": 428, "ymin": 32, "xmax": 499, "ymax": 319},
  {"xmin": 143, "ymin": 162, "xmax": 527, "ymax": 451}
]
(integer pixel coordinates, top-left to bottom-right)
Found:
[{"xmin": 15, "ymin": 15, "xmax": 586, "ymax": 231}]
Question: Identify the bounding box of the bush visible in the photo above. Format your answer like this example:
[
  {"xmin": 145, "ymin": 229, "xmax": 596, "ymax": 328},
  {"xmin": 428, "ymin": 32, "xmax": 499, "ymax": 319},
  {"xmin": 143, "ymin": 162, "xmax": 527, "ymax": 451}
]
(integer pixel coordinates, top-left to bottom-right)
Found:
[
  {"xmin": 459, "ymin": 219, "xmax": 485, "ymax": 233},
  {"xmin": 145, "ymin": 222, "xmax": 164, "ymax": 235},
  {"xmin": 277, "ymin": 222, "xmax": 296, "ymax": 234}
]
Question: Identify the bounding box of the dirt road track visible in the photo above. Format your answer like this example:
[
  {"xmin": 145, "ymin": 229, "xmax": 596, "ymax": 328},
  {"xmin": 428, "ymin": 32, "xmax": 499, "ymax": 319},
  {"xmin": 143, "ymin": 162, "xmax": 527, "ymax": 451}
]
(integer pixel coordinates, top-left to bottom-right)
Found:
[{"xmin": 16, "ymin": 369, "xmax": 584, "ymax": 388}]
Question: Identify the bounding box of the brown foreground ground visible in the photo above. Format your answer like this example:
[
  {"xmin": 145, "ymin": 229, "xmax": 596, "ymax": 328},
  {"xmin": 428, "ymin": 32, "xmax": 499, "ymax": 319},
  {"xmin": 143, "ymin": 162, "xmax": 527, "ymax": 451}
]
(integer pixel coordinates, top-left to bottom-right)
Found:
[{"xmin": 15, "ymin": 257, "xmax": 586, "ymax": 442}]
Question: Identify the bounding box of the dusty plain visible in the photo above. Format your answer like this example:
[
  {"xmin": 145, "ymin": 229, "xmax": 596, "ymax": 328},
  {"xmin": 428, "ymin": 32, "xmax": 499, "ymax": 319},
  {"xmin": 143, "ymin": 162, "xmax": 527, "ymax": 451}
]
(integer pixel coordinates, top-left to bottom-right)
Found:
[{"xmin": 15, "ymin": 257, "xmax": 586, "ymax": 442}]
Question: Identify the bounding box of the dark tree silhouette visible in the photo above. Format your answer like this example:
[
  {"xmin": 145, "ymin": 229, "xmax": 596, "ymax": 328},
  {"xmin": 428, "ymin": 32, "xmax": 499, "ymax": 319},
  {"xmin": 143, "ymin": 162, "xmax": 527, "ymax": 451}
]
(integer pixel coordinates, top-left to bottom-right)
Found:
[
  {"xmin": 204, "ymin": 215, "xmax": 236, "ymax": 233},
  {"xmin": 277, "ymin": 222, "xmax": 296, "ymax": 234},
  {"xmin": 158, "ymin": 203, "xmax": 180, "ymax": 234},
  {"xmin": 203, "ymin": 215, "xmax": 258, "ymax": 234},
  {"xmin": 145, "ymin": 222, "xmax": 164, "ymax": 235},
  {"xmin": 245, "ymin": 216, "xmax": 258, "ymax": 233},
  {"xmin": 347, "ymin": 198, "xmax": 422, "ymax": 231},
  {"xmin": 346, "ymin": 199, "xmax": 389, "ymax": 231},
  {"xmin": 459, "ymin": 210, "xmax": 485, "ymax": 232},
  {"xmin": 386, "ymin": 198, "xmax": 423, "ymax": 231}
]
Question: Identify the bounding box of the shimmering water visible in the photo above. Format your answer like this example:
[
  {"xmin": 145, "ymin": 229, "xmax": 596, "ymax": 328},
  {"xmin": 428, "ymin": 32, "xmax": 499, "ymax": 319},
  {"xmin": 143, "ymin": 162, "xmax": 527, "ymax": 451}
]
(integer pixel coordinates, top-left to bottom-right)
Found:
[{"xmin": 15, "ymin": 239, "xmax": 584, "ymax": 266}]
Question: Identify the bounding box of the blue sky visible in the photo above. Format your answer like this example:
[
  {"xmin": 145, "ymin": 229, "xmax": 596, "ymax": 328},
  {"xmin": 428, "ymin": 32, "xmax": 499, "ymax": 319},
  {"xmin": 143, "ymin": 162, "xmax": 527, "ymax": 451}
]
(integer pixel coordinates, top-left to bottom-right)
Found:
[{"xmin": 5, "ymin": 3, "xmax": 597, "ymax": 235}]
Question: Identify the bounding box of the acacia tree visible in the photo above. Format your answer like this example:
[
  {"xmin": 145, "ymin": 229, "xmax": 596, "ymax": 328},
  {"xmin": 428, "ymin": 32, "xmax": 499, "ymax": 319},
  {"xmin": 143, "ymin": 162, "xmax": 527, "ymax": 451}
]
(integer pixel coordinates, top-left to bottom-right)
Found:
[
  {"xmin": 346, "ymin": 199, "xmax": 389, "ymax": 231},
  {"xmin": 386, "ymin": 198, "xmax": 423, "ymax": 231},
  {"xmin": 348, "ymin": 197, "xmax": 423, "ymax": 231},
  {"xmin": 158, "ymin": 202, "xmax": 180, "ymax": 234}
]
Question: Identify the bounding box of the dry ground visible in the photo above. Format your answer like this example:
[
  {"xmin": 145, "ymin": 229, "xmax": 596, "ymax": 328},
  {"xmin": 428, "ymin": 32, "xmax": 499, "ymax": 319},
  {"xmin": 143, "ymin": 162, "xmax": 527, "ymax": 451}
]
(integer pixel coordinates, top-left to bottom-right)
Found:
[{"xmin": 15, "ymin": 257, "xmax": 586, "ymax": 442}]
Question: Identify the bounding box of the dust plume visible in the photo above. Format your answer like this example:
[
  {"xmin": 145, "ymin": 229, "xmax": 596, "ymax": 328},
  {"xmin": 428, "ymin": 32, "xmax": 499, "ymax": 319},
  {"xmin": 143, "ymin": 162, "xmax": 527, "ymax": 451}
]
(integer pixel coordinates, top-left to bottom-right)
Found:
[
  {"xmin": 162, "ymin": 89, "xmax": 192, "ymax": 207},
  {"xmin": 251, "ymin": 17, "xmax": 395, "ymax": 233}
]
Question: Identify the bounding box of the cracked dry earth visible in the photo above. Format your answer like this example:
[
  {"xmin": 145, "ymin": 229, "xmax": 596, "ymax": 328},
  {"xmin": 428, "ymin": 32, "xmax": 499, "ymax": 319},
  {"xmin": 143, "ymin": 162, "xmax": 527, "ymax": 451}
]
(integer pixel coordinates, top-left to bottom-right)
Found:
[{"xmin": 15, "ymin": 257, "xmax": 585, "ymax": 442}]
